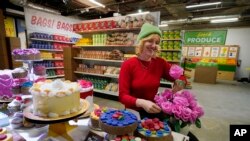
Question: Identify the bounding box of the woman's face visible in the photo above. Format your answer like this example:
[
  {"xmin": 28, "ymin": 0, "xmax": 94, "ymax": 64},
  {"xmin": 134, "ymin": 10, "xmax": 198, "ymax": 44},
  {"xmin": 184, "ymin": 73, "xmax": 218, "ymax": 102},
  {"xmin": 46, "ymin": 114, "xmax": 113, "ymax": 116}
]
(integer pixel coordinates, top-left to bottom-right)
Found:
[{"xmin": 141, "ymin": 37, "xmax": 160, "ymax": 57}]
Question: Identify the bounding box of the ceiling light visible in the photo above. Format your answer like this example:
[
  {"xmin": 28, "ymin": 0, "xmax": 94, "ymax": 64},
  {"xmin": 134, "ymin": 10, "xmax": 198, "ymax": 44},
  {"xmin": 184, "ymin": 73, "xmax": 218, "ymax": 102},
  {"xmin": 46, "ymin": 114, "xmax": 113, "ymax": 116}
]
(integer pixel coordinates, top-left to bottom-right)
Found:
[
  {"xmin": 127, "ymin": 11, "xmax": 150, "ymax": 16},
  {"xmin": 158, "ymin": 24, "xmax": 168, "ymax": 27},
  {"xmin": 210, "ymin": 18, "xmax": 239, "ymax": 23},
  {"xmin": 89, "ymin": 0, "xmax": 105, "ymax": 8},
  {"xmin": 186, "ymin": 2, "xmax": 221, "ymax": 9}
]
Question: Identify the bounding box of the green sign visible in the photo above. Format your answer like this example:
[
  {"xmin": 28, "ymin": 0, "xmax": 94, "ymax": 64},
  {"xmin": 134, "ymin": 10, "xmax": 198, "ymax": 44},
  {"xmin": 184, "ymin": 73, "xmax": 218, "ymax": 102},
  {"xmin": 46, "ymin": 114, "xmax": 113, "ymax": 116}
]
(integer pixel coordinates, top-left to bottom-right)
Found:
[{"xmin": 184, "ymin": 30, "xmax": 227, "ymax": 45}]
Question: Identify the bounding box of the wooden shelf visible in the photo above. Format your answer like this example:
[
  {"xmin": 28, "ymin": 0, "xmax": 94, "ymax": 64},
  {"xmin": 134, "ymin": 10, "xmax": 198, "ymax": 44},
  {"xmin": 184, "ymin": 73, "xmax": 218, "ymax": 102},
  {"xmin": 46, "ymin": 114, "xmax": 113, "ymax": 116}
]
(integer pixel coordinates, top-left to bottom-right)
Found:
[
  {"xmin": 73, "ymin": 57, "xmax": 123, "ymax": 63},
  {"xmin": 160, "ymin": 49, "xmax": 181, "ymax": 51},
  {"xmin": 93, "ymin": 89, "xmax": 118, "ymax": 96},
  {"xmin": 74, "ymin": 71, "xmax": 119, "ymax": 79},
  {"xmin": 30, "ymin": 38, "xmax": 75, "ymax": 44},
  {"xmin": 42, "ymin": 58, "xmax": 63, "ymax": 61},
  {"xmin": 46, "ymin": 67, "xmax": 64, "ymax": 69},
  {"xmin": 73, "ymin": 45, "xmax": 136, "ymax": 48},
  {"xmin": 46, "ymin": 75, "xmax": 65, "ymax": 79},
  {"xmin": 38, "ymin": 49, "xmax": 63, "ymax": 52},
  {"xmin": 75, "ymin": 27, "xmax": 140, "ymax": 34}
]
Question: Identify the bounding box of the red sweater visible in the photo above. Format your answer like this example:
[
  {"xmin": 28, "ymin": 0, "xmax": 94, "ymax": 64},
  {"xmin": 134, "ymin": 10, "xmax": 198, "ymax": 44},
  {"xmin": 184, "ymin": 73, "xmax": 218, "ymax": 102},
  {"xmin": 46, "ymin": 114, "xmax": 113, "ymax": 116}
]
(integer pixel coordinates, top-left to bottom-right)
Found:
[{"xmin": 119, "ymin": 57, "xmax": 186, "ymax": 110}]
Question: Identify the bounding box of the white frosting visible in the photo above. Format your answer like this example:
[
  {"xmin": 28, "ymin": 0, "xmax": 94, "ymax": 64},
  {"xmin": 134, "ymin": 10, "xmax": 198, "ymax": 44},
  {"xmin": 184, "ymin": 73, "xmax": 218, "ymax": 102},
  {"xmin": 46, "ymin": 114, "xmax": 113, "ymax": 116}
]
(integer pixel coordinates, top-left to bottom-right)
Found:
[
  {"xmin": 48, "ymin": 112, "xmax": 59, "ymax": 118},
  {"xmin": 80, "ymin": 86, "xmax": 94, "ymax": 93},
  {"xmin": 70, "ymin": 108, "xmax": 77, "ymax": 114},
  {"xmin": 61, "ymin": 111, "xmax": 70, "ymax": 116},
  {"xmin": 30, "ymin": 79, "xmax": 81, "ymax": 97}
]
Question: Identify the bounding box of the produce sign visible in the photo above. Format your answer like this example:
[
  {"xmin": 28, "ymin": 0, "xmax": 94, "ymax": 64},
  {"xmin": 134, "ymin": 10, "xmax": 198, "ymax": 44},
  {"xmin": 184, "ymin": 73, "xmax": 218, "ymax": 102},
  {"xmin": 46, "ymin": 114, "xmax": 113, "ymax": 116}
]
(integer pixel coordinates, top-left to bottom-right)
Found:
[{"xmin": 184, "ymin": 30, "xmax": 227, "ymax": 45}]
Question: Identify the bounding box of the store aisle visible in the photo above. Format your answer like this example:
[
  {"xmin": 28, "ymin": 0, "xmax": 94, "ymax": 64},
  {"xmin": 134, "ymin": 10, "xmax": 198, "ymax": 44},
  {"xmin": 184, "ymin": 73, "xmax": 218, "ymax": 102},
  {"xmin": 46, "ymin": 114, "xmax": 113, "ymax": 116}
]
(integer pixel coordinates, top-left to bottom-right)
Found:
[{"xmin": 93, "ymin": 80, "xmax": 250, "ymax": 141}]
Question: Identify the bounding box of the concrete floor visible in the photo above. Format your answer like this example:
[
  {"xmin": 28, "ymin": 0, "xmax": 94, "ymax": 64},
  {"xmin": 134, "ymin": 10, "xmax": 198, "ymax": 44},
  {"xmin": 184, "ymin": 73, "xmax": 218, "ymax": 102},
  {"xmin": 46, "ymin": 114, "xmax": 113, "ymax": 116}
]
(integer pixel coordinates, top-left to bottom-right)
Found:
[{"xmin": 93, "ymin": 80, "xmax": 250, "ymax": 141}]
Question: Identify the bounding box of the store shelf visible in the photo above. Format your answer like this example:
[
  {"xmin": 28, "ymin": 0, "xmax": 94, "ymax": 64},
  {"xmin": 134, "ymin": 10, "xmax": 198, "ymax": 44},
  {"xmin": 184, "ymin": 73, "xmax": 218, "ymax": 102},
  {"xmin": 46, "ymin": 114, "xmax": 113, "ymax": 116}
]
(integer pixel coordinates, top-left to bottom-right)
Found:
[
  {"xmin": 93, "ymin": 89, "xmax": 118, "ymax": 96},
  {"xmin": 46, "ymin": 75, "xmax": 65, "ymax": 79},
  {"xmin": 30, "ymin": 38, "xmax": 75, "ymax": 44},
  {"xmin": 76, "ymin": 27, "xmax": 140, "ymax": 34},
  {"xmin": 38, "ymin": 49, "xmax": 63, "ymax": 52},
  {"xmin": 161, "ymin": 39, "xmax": 182, "ymax": 41},
  {"xmin": 73, "ymin": 45, "xmax": 136, "ymax": 48},
  {"xmin": 46, "ymin": 67, "xmax": 64, "ymax": 69},
  {"xmin": 74, "ymin": 71, "xmax": 119, "ymax": 79},
  {"xmin": 73, "ymin": 57, "xmax": 123, "ymax": 63},
  {"xmin": 160, "ymin": 81, "xmax": 173, "ymax": 85},
  {"xmin": 42, "ymin": 58, "xmax": 63, "ymax": 61},
  {"xmin": 160, "ymin": 49, "xmax": 181, "ymax": 51}
]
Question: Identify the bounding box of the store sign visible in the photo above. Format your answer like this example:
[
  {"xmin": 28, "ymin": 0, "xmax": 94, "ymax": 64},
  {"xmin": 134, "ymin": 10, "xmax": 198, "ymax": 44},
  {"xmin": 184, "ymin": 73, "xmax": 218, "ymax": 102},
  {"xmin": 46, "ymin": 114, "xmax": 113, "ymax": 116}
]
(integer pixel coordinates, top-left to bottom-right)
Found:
[
  {"xmin": 184, "ymin": 30, "xmax": 227, "ymax": 45},
  {"xmin": 4, "ymin": 17, "xmax": 16, "ymax": 37},
  {"xmin": 24, "ymin": 7, "xmax": 81, "ymax": 38}
]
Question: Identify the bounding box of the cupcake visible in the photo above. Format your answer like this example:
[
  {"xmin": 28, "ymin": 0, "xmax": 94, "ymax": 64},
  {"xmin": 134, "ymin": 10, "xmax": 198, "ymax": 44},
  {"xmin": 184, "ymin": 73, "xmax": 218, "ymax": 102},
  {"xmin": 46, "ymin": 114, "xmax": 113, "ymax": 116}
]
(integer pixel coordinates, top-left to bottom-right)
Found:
[
  {"xmin": 34, "ymin": 65, "xmax": 46, "ymax": 76},
  {"xmin": 12, "ymin": 68, "xmax": 28, "ymax": 78},
  {"xmin": 7, "ymin": 96, "xmax": 22, "ymax": 111},
  {"xmin": 21, "ymin": 81, "xmax": 33, "ymax": 95},
  {"xmin": 11, "ymin": 83, "xmax": 21, "ymax": 95}
]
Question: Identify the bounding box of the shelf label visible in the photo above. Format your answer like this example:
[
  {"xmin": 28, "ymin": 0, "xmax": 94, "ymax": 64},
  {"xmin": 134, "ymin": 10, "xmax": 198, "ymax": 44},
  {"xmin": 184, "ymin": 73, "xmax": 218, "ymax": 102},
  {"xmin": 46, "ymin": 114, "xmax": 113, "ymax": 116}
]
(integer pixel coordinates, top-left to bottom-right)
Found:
[{"xmin": 184, "ymin": 30, "xmax": 227, "ymax": 45}]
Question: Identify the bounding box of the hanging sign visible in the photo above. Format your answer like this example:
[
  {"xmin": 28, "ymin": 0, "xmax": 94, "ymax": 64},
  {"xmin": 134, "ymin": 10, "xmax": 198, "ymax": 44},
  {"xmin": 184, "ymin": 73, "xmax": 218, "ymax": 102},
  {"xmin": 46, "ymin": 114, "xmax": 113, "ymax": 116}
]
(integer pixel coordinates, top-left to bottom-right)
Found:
[
  {"xmin": 24, "ymin": 7, "xmax": 81, "ymax": 38},
  {"xmin": 4, "ymin": 17, "xmax": 16, "ymax": 37},
  {"xmin": 184, "ymin": 30, "xmax": 227, "ymax": 45}
]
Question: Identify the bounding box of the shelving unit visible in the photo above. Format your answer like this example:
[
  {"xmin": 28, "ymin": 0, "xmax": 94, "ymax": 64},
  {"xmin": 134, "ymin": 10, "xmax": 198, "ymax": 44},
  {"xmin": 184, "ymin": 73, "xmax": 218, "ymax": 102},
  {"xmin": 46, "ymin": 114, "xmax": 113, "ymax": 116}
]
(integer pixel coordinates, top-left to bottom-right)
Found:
[
  {"xmin": 160, "ymin": 30, "xmax": 183, "ymax": 86},
  {"xmin": 64, "ymin": 27, "xmax": 140, "ymax": 96},
  {"xmin": 30, "ymin": 38, "xmax": 75, "ymax": 44},
  {"xmin": 29, "ymin": 33, "xmax": 76, "ymax": 79},
  {"xmin": 160, "ymin": 30, "xmax": 182, "ymax": 64}
]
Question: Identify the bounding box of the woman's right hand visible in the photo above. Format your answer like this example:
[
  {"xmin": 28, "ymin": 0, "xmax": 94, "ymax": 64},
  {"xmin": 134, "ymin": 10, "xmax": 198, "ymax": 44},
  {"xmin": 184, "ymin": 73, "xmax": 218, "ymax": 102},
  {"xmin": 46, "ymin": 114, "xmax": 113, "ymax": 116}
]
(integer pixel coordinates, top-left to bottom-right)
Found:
[{"xmin": 136, "ymin": 99, "xmax": 161, "ymax": 113}]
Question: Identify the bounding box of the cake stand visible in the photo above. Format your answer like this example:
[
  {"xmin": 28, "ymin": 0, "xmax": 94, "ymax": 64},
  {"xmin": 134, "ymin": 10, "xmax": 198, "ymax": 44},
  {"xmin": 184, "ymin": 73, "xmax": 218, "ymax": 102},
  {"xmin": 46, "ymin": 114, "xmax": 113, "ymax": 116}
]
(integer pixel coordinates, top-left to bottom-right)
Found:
[
  {"xmin": 23, "ymin": 99, "xmax": 89, "ymax": 141},
  {"xmin": 15, "ymin": 59, "xmax": 43, "ymax": 82}
]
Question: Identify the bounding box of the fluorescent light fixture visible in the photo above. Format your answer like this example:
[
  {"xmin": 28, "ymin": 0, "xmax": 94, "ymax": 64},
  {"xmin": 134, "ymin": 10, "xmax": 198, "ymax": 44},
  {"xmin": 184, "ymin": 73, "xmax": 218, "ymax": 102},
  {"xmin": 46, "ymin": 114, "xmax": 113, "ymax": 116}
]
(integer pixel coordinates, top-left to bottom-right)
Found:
[
  {"xmin": 186, "ymin": 2, "xmax": 221, "ymax": 8},
  {"xmin": 89, "ymin": 0, "xmax": 105, "ymax": 8},
  {"xmin": 127, "ymin": 11, "xmax": 150, "ymax": 16},
  {"xmin": 210, "ymin": 17, "xmax": 239, "ymax": 23},
  {"xmin": 158, "ymin": 24, "xmax": 168, "ymax": 27}
]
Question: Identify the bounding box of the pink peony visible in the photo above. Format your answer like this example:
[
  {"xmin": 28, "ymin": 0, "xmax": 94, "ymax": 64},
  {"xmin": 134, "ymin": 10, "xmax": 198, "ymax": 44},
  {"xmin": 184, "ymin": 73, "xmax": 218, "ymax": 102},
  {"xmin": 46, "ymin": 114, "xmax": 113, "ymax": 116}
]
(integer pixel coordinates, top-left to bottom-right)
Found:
[
  {"xmin": 154, "ymin": 88, "xmax": 204, "ymax": 127},
  {"xmin": 173, "ymin": 96, "xmax": 189, "ymax": 107},
  {"xmin": 154, "ymin": 95, "xmax": 165, "ymax": 106},
  {"xmin": 161, "ymin": 101, "xmax": 173, "ymax": 114},
  {"xmin": 169, "ymin": 65, "xmax": 184, "ymax": 79}
]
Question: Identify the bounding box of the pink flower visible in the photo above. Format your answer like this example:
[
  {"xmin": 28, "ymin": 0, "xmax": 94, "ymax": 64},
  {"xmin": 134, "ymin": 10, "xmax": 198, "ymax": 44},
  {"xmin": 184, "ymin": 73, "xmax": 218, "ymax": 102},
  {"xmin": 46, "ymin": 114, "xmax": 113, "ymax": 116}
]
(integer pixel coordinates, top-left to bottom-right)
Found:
[
  {"xmin": 193, "ymin": 106, "xmax": 204, "ymax": 118},
  {"xmin": 181, "ymin": 107, "xmax": 192, "ymax": 122},
  {"xmin": 154, "ymin": 89, "xmax": 204, "ymax": 128},
  {"xmin": 172, "ymin": 105, "xmax": 183, "ymax": 120},
  {"xmin": 154, "ymin": 95, "xmax": 165, "ymax": 106},
  {"xmin": 169, "ymin": 65, "xmax": 184, "ymax": 79},
  {"xmin": 173, "ymin": 96, "xmax": 189, "ymax": 107},
  {"xmin": 161, "ymin": 89, "xmax": 172, "ymax": 100},
  {"xmin": 161, "ymin": 101, "xmax": 173, "ymax": 114}
]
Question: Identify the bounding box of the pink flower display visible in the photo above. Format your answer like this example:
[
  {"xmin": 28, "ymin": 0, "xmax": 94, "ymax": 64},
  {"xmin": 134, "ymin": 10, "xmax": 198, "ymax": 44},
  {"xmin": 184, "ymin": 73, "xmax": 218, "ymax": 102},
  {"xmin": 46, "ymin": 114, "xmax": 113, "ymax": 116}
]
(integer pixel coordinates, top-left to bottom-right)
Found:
[
  {"xmin": 154, "ymin": 89, "xmax": 204, "ymax": 132},
  {"xmin": 169, "ymin": 65, "xmax": 184, "ymax": 79}
]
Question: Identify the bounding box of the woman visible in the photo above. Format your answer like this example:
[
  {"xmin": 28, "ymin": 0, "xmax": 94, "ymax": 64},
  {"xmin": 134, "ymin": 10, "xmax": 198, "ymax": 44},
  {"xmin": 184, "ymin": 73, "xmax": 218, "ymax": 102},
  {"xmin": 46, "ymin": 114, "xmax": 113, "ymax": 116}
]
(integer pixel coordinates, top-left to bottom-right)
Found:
[{"xmin": 119, "ymin": 23, "xmax": 186, "ymax": 117}]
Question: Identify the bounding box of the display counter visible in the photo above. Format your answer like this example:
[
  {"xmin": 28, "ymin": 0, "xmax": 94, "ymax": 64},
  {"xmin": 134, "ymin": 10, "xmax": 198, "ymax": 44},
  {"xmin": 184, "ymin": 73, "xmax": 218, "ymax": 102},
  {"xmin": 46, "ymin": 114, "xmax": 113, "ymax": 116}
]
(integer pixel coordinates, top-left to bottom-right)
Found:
[{"xmin": 13, "ymin": 118, "xmax": 190, "ymax": 141}]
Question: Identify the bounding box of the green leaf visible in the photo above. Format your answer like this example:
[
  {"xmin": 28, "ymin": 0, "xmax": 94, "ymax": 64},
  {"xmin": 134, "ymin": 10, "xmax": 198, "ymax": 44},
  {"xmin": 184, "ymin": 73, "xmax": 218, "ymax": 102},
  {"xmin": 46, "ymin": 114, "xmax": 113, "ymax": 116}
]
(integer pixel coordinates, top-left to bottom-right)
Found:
[
  {"xmin": 174, "ymin": 120, "xmax": 181, "ymax": 132},
  {"xmin": 195, "ymin": 119, "xmax": 201, "ymax": 128},
  {"xmin": 181, "ymin": 122, "xmax": 188, "ymax": 128}
]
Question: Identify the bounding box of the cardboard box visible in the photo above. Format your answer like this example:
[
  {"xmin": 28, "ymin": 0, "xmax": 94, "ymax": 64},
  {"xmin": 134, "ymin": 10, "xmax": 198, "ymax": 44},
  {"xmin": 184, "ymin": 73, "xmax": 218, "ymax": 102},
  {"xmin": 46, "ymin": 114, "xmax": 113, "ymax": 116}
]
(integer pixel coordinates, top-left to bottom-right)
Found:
[{"xmin": 194, "ymin": 66, "xmax": 218, "ymax": 84}]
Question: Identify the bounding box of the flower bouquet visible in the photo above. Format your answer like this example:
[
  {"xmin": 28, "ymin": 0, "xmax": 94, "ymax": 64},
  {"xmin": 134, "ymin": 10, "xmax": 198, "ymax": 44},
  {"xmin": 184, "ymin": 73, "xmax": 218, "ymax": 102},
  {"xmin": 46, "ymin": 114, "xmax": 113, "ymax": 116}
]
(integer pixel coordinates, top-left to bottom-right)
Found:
[{"xmin": 154, "ymin": 89, "xmax": 204, "ymax": 132}]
